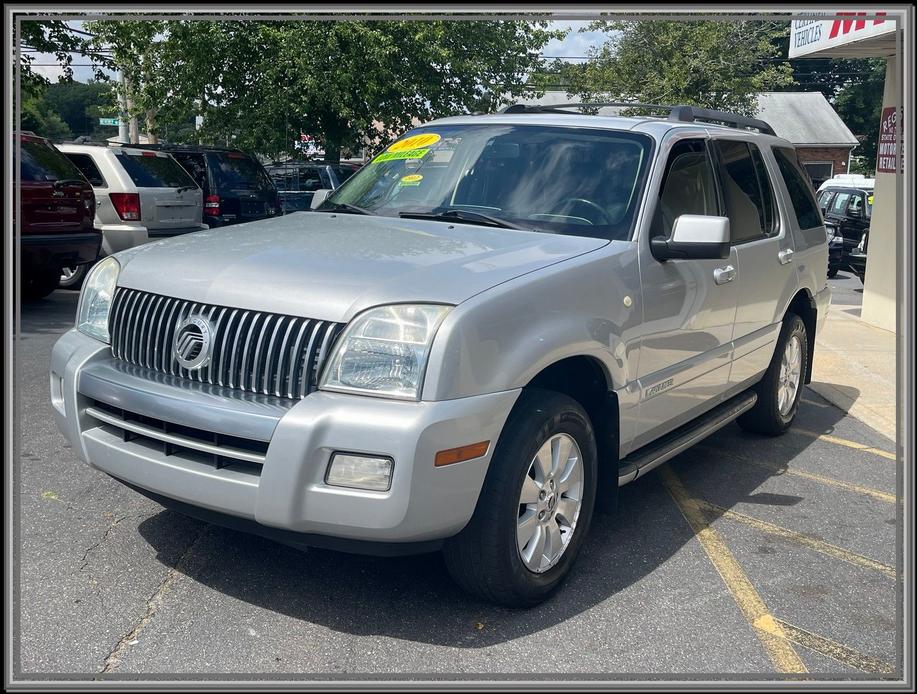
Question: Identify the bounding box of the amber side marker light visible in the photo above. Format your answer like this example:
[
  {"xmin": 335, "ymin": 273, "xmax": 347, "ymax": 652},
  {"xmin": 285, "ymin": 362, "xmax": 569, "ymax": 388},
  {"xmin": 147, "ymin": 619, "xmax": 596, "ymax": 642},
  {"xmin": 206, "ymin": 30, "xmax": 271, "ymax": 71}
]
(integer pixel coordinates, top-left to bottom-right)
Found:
[{"xmin": 434, "ymin": 441, "xmax": 490, "ymax": 467}]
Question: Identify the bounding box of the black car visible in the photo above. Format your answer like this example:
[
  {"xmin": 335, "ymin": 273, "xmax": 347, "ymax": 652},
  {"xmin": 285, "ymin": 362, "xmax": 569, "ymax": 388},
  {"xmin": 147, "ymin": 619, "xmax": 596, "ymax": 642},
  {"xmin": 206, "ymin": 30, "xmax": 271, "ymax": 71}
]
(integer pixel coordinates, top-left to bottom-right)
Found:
[
  {"xmin": 136, "ymin": 145, "xmax": 280, "ymax": 227},
  {"xmin": 266, "ymin": 162, "xmax": 360, "ymax": 213},
  {"xmin": 816, "ymin": 186, "xmax": 872, "ymax": 279}
]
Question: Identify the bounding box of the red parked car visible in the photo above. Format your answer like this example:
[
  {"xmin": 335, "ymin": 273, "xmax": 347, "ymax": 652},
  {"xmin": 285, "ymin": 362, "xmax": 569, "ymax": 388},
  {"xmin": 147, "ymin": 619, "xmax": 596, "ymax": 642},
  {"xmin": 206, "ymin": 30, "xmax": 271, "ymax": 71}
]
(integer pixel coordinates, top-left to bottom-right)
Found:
[{"xmin": 16, "ymin": 132, "xmax": 100, "ymax": 300}]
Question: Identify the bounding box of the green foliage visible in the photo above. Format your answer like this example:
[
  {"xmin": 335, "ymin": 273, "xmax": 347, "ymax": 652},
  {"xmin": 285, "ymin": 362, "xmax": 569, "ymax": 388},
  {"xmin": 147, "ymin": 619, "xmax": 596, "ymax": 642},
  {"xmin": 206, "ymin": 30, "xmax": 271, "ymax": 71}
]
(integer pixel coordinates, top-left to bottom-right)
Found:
[
  {"xmin": 85, "ymin": 19, "xmax": 560, "ymax": 161},
  {"xmin": 19, "ymin": 20, "xmax": 113, "ymax": 96},
  {"xmin": 20, "ymin": 95, "xmax": 72, "ymax": 140},
  {"xmin": 564, "ymin": 20, "xmax": 795, "ymax": 116},
  {"xmin": 42, "ymin": 80, "xmax": 118, "ymax": 138},
  {"xmin": 833, "ymin": 62, "xmax": 885, "ymax": 174}
]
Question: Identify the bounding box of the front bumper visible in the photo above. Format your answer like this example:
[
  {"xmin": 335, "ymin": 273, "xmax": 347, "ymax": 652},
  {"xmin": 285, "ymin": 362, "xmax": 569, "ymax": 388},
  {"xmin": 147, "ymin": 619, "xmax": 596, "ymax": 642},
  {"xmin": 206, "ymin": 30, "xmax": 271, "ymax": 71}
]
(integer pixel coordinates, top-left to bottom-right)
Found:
[{"xmin": 51, "ymin": 329, "xmax": 519, "ymax": 548}]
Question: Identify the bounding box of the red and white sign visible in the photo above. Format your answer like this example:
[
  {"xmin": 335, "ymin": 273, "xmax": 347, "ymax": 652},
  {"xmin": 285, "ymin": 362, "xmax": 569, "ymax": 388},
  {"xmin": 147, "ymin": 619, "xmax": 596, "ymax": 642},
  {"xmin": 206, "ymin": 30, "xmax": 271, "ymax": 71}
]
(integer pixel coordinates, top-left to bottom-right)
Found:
[
  {"xmin": 789, "ymin": 11, "xmax": 893, "ymax": 58},
  {"xmin": 876, "ymin": 106, "xmax": 899, "ymax": 174}
]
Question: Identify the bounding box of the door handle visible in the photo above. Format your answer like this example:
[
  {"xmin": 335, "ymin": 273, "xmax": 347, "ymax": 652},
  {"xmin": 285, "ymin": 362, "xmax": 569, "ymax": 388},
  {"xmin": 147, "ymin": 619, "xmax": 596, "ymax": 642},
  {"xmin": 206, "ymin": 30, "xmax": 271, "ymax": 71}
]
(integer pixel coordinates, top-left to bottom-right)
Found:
[
  {"xmin": 713, "ymin": 265, "xmax": 736, "ymax": 285},
  {"xmin": 778, "ymin": 248, "xmax": 794, "ymax": 265}
]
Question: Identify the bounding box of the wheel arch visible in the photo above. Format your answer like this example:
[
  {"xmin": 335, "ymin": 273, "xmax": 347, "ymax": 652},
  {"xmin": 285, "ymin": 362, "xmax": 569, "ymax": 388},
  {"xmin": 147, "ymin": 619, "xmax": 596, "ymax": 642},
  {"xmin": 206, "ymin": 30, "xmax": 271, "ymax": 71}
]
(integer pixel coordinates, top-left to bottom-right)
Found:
[
  {"xmin": 786, "ymin": 288, "xmax": 817, "ymax": 384},
  {"xmin": 521, "ymin": 355, "xmax": 620, "ymax": 511}
]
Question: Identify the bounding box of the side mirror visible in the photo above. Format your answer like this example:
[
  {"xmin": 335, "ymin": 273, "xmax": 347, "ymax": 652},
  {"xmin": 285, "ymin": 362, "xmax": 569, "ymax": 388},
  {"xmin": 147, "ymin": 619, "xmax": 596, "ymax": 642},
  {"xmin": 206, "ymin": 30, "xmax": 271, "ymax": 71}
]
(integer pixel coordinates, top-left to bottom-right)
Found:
[
  {"xmin": 651, "ymin": 215, "xmax": 730, "ymax": 262},
  {"xmin": 310, "ymin": 189, "xmax": 332, "ymax": 209}
]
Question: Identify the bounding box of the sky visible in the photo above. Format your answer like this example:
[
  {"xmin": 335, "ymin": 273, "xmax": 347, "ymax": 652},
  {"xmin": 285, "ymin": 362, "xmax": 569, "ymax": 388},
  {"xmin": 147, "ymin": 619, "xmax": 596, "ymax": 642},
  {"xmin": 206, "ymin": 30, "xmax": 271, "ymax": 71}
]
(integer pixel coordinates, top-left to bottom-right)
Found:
[{"xmin": 25, "ymin": 20, "xmax": 608, "ymax": 85}]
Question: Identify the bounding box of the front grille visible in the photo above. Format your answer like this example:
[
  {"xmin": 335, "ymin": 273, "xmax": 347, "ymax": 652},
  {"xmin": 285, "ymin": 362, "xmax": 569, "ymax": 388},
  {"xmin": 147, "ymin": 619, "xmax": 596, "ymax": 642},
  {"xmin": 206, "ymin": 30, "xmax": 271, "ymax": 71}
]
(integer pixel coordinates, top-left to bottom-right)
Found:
[{"xmin": 109, "ymin": 287, "xmax": 342, "ymax": 399}]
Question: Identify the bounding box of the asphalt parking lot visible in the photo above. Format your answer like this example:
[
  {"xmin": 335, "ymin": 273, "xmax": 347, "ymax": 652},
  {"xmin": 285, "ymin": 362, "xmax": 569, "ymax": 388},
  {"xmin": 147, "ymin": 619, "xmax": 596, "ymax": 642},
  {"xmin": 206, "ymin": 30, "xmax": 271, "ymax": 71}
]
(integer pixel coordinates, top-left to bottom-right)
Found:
[{"xmin": 15, "ymin": 270, "xmax": 901, "ymax": 680}]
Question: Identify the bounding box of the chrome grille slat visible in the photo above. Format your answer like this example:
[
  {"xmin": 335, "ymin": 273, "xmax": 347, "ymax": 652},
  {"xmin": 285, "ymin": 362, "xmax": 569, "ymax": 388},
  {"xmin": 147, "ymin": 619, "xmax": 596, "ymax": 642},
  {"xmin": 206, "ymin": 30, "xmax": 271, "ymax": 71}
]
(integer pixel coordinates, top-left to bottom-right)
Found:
[{"xmin": 109, "ymin": 288, "xmax": 339, "ymax": 400}]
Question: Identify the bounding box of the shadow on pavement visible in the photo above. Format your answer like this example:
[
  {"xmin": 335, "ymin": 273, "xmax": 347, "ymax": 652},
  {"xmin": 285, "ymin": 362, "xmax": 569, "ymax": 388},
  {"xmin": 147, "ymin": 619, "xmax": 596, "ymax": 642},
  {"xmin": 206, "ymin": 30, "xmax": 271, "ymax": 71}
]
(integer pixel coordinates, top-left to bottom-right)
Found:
[
  {"xmin": 17, "ymin": 290, "xmax": 79, "ymax": 338},
  {"xmin": 135, "ymin": 387, "xmax": 849, "ymax": 648}
]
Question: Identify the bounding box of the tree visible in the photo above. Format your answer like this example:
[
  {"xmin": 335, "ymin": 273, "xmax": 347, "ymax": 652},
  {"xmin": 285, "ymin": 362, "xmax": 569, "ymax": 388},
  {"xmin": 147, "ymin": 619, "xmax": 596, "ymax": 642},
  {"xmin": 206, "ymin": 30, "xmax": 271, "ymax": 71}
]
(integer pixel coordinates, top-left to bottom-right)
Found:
[
  {"xmin": 85, "ymin": 19, "xmax": 560, "ymax": 161},
  {"xmin": 565, "ymin": 20, "xmax": 794, "ymax": 115},
  {"xmin": 20, "ymin": 95, "xmax": 72, "ymax": 140},
  {"xmin": 18, "ymin": 19, "xmax": 112, "ymax": 95},
  {"xmin": 41, "ymin": 80, "xmax": 118, "ymax": 138}
]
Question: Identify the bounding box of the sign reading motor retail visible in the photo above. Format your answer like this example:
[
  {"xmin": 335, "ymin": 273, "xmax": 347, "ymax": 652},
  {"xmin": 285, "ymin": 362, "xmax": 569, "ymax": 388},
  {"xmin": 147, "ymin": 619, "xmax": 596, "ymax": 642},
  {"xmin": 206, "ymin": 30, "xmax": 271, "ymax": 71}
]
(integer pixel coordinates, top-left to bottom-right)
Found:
[
  {"xmin": 789, "ymin": 11, "xmax": 892, "ymax": 57},
  {"xmin": 876, "ymin": 107, "xmax": 899, "ymax": 174}
]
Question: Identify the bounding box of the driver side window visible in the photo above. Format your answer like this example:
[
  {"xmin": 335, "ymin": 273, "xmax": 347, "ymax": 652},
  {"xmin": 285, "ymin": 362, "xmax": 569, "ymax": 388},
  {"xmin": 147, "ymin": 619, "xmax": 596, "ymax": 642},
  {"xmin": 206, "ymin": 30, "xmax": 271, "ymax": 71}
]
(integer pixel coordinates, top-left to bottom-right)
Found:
[{"xmin": 652, "ymin": 139, "xmax": 719, "ymax": 240}]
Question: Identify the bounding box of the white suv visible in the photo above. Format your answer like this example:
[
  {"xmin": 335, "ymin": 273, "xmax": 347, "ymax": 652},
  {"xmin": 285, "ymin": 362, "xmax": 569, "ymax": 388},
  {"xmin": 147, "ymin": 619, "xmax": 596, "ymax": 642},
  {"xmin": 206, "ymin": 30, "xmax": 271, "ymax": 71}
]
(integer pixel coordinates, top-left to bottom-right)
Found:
[{"xmin": 57, "ymin": 144, "xmax": 208, "ymax": 287}]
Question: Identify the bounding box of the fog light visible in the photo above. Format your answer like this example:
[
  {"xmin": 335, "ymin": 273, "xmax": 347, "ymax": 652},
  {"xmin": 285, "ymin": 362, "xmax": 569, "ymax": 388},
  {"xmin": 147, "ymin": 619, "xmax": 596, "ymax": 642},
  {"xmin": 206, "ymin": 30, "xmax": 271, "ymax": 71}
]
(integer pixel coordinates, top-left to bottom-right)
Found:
[{"xmin": 325, "ymin": 453, "xmax": 393, "ymax": 491}]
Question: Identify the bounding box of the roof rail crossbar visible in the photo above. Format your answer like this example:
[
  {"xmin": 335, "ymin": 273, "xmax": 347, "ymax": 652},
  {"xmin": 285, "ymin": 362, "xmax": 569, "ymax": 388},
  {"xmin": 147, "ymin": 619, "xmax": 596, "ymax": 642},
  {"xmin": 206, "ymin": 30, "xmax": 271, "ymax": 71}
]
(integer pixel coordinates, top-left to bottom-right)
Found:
[{"xmin": 667, "ymin": 106, "xmax": 776, "ymax": 136}]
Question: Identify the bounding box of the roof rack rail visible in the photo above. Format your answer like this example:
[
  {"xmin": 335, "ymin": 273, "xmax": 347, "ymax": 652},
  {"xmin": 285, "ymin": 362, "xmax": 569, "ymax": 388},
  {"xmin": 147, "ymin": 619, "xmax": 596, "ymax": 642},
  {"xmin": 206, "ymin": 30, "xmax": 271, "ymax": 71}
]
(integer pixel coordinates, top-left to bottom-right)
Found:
[
  {"xmin": 497, "ymin": 101, "xmax": 776, "ymax": 136},
  {"xmin": 667, "ymin": 105, "xmax": 776, "ymax": 137},
  {"xmin": 500, "ymin": 102, "xmax": 672, "ymax": 115}
]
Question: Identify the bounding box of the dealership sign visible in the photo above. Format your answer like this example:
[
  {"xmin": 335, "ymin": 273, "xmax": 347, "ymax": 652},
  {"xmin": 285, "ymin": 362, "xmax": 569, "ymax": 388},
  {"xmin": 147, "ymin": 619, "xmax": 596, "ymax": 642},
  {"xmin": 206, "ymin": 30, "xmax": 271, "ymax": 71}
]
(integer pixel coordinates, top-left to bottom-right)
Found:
[
  {"xmin": 876, "ymin": 107, "xmax": 899, "ymax": 174},
  {"xmin": 789, "ymin": 12, "xmax": 893, "ymax": 57}
]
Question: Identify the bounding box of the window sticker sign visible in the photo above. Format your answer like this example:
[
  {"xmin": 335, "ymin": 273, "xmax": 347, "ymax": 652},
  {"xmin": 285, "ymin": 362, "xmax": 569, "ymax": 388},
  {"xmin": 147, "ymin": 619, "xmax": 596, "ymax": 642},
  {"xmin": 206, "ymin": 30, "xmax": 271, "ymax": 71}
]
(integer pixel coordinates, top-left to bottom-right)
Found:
[{"xmin": 876, "ymin": 107, "xmax": 899, "ymax": 174}]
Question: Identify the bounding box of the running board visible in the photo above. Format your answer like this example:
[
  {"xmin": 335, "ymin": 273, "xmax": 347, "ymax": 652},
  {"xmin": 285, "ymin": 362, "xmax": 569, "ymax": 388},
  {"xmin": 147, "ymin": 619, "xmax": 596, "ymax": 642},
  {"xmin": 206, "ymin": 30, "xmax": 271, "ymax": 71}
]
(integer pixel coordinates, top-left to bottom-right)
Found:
[{"xmin": 618, "ymin": 391, "xmax": 758, "ymax": 486}]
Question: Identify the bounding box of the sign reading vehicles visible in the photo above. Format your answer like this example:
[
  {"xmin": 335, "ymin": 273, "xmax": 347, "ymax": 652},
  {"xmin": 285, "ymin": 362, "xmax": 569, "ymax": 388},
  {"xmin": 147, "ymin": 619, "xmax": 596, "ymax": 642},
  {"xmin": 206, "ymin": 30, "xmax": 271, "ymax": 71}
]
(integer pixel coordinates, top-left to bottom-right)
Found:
[{"xmin": 788, "ymin": 12, "xmax": 893, "ymax": 58}]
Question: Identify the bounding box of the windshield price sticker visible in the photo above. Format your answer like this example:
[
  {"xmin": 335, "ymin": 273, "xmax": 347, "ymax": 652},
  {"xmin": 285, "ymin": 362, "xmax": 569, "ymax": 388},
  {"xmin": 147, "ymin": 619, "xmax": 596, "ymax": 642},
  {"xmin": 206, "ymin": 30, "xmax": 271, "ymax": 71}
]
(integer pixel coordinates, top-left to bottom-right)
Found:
[
  {"xmin": 374, "ymin": 148, "xmax": 431, "ymax": 163},
  {"xmin": 388, "ymin": 133, "xmax": 441, "ymax": 152},
  {"xmin": 399, "ymin": 174, "xmax": 424, "ymax": 187}
]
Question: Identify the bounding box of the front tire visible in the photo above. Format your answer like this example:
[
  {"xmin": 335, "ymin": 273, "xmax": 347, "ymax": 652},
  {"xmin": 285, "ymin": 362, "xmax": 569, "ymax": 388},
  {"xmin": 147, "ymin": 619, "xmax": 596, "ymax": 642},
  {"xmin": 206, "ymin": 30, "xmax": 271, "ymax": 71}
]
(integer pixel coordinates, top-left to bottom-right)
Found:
[
  {"xmin": 738, "ymin": 313, "xmax": 808, "ymax": 436},
  {"xmin": 443, "ymin": 389, "xmax": 597, "ymax": 607},
  {"xmin": 827, "ymin": 267, "xmax": 838, "ymax": 279}
]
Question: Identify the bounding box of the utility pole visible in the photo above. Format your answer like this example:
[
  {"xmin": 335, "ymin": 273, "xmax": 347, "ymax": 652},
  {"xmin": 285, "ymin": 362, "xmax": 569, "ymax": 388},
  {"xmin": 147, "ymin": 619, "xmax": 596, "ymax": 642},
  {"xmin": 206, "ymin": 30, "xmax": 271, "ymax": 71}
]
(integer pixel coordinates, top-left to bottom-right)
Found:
[{"xmin": 118, "ymin": 71, "xmax": 129, "ymax": 143}]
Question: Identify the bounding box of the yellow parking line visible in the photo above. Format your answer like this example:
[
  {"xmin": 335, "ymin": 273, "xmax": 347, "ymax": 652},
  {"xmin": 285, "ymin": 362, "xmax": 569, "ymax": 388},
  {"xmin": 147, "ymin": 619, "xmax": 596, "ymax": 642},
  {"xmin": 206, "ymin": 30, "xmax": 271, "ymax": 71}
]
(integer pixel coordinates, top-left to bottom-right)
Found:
[
  {"xmin": 696, "ymin": 500, "xmax": 896, "ymax": 579},
  {"xmin": 800, "ymin": 397, "xmax": 832, "ymax": 409},
  {"xmin": 745, "ymin": 458, "xmax": 896, "ymax": 504},
  {"xmin": 762, "ymin": 618, "xmax": 896, "ymax": 675},
  {"xmin": 794, "ymin": 429, "xmax": 897, "ymax": 462},
  {"xmin": 661, "ymin": 466, "xmax": 808, "ymax": 674},
  {"xmin": 696, "ymin": 444, "xmax": 897, "ymax": 504}
]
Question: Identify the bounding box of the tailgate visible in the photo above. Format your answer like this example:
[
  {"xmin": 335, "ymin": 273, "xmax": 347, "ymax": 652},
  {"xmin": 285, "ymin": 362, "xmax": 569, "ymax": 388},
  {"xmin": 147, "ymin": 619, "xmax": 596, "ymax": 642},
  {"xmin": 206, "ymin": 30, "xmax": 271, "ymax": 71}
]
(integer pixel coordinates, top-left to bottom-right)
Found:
[{"xmin": 139, "ymin": 188, "xmax": 203, "ymax": 229}]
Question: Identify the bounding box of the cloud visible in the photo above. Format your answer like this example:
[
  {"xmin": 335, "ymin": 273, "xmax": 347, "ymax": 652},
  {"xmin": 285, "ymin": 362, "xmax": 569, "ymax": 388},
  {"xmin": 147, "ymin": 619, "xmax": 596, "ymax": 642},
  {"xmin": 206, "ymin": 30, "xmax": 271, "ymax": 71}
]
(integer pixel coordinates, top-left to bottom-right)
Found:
[{"xmin": 545, "ymin": 21, "xmax": 608, "ymax": 59}]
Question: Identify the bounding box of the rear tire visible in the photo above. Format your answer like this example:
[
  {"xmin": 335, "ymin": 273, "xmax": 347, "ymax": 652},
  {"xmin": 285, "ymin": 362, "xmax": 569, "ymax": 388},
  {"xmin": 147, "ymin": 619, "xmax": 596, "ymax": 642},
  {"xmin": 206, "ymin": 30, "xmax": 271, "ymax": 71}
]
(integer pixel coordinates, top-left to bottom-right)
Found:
[
  {"xmin": 59, "ymin": 264, "xmax": 89, "ymax": 290},
  {"xmin": 827, "ymin": 267, "xmax": 838, "ymax": 279},
  {"xmin": 738, "ymin": 313, "xmax": 808, "ymax": 436},
  {"xmin": 443, "ymin": 389, "xmax": 597, "ymax": 607}
]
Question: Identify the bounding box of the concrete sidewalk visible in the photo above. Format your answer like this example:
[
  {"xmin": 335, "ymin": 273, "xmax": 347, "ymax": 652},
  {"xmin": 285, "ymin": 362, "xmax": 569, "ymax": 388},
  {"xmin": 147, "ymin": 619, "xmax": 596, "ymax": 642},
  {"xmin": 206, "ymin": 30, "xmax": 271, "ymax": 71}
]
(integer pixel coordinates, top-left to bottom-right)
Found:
[{"xmin": 810, "ymin": 303, "xmax": 898, "ymax": 442}]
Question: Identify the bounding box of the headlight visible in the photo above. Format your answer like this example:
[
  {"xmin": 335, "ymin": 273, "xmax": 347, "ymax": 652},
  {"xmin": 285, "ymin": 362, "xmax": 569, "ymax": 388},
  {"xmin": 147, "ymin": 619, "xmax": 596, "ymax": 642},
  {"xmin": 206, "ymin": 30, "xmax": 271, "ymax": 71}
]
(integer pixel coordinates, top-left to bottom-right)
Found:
[
  {"xmin": 825, "ymin": 225, "xmax": 838, "ymax": 240},
  {"xmin": 76, "ymin": 257, "xmax": 120, "ymax": 343},
  {"xmin": 319, "ymin": 304, "xmax": 451, "ymax": 400}
]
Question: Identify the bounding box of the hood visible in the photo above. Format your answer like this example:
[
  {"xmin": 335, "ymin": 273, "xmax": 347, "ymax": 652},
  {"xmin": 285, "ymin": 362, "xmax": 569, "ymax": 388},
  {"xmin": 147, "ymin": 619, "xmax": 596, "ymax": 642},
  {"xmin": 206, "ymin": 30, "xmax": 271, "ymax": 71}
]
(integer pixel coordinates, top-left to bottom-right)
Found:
[{"xmin": 115, "ymin": 212, "xmax": 608, "ymax": 322}]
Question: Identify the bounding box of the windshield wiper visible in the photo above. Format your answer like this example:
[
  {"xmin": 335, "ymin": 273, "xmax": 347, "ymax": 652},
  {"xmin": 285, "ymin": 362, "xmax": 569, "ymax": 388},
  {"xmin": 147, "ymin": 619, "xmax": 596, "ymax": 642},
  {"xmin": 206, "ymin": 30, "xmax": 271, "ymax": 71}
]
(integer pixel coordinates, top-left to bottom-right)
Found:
[
  {"xmin": 398, "ymin": 208, "xmax": 530, "ymax": 231},
  {"xmin": 175, "ymin": 184, "xmax": 197, "ymax": 193},
  {"xmin": 315, "ymin": 201, "xmax": 372, "ymax": 215}
]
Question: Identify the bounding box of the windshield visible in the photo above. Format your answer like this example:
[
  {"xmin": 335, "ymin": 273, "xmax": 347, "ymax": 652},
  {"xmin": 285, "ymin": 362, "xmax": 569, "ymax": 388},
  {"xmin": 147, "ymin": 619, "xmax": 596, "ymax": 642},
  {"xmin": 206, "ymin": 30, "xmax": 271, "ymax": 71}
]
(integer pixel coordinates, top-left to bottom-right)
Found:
[{"xmin": 322, "ymin": 124, "xmax": 653, "ymax": 240}]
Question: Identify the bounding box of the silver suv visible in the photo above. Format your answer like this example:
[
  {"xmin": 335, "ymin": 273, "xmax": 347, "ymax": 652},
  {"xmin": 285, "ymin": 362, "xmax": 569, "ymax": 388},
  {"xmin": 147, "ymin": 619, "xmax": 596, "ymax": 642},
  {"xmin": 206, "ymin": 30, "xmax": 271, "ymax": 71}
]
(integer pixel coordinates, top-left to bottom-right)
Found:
[
  {"xmin": 51, "ymin": 105, "xmax": 830, "ymax": 606},
  {"xmin": 57, "ymin": 143, "xmax": 208, "ymax": 287}
]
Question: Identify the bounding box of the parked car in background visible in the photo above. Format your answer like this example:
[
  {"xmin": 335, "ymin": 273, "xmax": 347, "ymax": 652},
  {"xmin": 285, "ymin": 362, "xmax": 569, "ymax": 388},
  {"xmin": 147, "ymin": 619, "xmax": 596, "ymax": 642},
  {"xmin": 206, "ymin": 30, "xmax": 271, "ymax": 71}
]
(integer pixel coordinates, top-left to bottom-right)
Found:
[
  {"xmin": 816, "ymin": 184, "xmax": 872, "ymax": 280},
  {"xmin": 52, "ymin": 105, "xmax": 830, "ymax": 606},
  {"xmin": 266, "ymin": 161, "xmax": 360, "ymax": 213},
  {"xmin": 816, "ymin": 173, "xmax": 875, "ymax": 194},
  {"xmin": 136, "ymin": 145, "xmax": 280, "ymax": 227},
  {"xmin": 847, "ymin": 229, "xmax": 869, "ymax": 282},
  {"xmin": 16, "ymin": 132, "xmax": 99, "ymax": 300},
  {"xmin": 57, "ymin": 143, "xmax": 208, "ymax": 289}
]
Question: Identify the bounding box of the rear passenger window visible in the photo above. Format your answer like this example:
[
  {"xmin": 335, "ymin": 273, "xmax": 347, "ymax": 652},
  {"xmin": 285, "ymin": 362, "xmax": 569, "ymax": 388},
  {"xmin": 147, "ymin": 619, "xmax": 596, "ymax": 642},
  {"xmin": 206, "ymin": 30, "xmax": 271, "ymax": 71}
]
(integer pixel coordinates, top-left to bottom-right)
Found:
[
  {"xmin": 772, "ymin": 147, "xmax": 822, "ymax": 230},
  {"xmin": 651, "ymin": 139, "xmax": 720, "ymax": 240},
  {"xmin": 64, "ymin": 153, "xmax": 106, "ymax": 187},
  {"xmin": 713, "ymin": 140, "xmax": 777, "ymax": 243}
]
